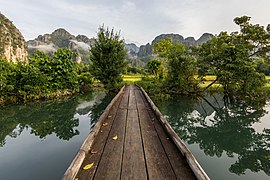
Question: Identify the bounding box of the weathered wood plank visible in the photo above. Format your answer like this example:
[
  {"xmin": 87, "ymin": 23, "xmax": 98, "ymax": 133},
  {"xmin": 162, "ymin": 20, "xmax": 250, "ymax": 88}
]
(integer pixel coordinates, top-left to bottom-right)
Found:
[
  {"xmin": 121, "ymin": 109, "xmax": 147, "ymax": 180},
  {"xmin": 128, "ymin": 84, "xmax": 137, "ymax": 110},
  {"xmin": 138, "ymin": 89, "xmax": 196, "ymax": 179},
  {"xmin": 62, "ymin": 86, "xmax": 125, "ymax": 180},
  {"xmin": 135, "ymin": 88, "xmax": 176, "ymax": 180},
  {"xmin": 66, "ymin": 85, "xmax": 209, "ymax": 180},
  {"xmin": 139, "ymin": 86, "xmax": 210, "ymax": 180},
  {"xmin": 93, "ymin": 108, "xmax": 127, "ymax": 180},
  {"xmin": 119, "ymin": 85, "xmax": 130, "ymax": 109},
  {"xmin": 147, "ymin": 108, "xmax": 197, "ymax": 179},
  {"xmin": 75, "ymin": 92, "xmax": 123, "ymax": 180}
]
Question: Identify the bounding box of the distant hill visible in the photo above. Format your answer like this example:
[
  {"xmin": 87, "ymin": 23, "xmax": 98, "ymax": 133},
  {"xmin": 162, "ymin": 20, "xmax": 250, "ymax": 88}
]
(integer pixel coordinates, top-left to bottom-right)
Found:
[
  {"xmin": 27, "ymin": 29, "xmax": 213, "ymax": 63},
  {"xmin": 27, "ymin": 28, "xmax": 95, "ymax": 63},
  {"xmin": 0, "ymin": 12, "xmax": 28, "ymax": 62},
  {"xmin": 137, "ymin": 33, "xmax": 214, "ymax": 61},
  {"xmin": 124, "ymin": 33, "xmax": 214, "ymax": 61},
  {"xmin": 152, "ymin": 33, "xmax": 213, "ymax": 46}
]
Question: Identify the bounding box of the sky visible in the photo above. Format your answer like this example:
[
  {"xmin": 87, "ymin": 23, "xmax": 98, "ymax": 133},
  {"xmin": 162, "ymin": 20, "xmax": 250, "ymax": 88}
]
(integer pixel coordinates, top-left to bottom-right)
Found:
[{"xmin": 0, "ymin": 0, "xmax": 270, "ymax": 45}]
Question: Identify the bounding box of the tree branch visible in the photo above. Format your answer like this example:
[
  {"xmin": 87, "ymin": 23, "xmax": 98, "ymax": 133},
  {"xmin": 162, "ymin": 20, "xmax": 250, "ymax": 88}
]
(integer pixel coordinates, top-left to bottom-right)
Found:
[{"xmin": 203, "ymin": 78, "xmax": 218, "ymax": 90}]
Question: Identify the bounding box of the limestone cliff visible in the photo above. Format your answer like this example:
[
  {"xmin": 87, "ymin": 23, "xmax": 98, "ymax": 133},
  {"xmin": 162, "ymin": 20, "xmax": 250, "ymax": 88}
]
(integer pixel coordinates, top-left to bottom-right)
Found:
[
  {"xmin": 0, "ymin": 12, "xmax": 28, "ymax": 62},
  {"xmin": 27, "ymin": 28, "xmax": 94, "ymax": 64}
]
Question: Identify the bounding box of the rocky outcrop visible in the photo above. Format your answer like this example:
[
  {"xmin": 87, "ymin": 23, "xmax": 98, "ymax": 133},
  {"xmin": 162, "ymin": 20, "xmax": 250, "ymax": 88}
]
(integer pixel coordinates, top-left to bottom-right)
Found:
[
  {"xmin": 125, "ymin": 43, "xmax": 139, "ymax": 58},
  {"xmin": 137, "ymin": 43, "xmax": 153, "ymax": 61},
  {"xmin": 136, "ymin": 33, "xmax": 214, "ymax": 61},
  {"xmin": 152, "ymin": 34, "xmax": 185, "ymax": 45},
  {"xmin": 27, "ymin": 28, "xmax": 94, "ymax": 64},
  {"xmin": 151, "ymin": 33, "xmax": 213, "ymax": 47},
  {"xmin": 0, "ymin": 13, "xmax": 28, "ymax": 62},
  {"xmin": 195, "ymin": 33, "xmax": 214, "ymax": 45}
]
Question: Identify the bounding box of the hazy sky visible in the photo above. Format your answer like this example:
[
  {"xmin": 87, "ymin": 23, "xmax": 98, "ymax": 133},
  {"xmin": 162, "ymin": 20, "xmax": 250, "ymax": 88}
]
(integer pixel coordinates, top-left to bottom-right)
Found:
[{"xmin": 1, "ymin": 0, "xmax": 270, "ymax": 45}]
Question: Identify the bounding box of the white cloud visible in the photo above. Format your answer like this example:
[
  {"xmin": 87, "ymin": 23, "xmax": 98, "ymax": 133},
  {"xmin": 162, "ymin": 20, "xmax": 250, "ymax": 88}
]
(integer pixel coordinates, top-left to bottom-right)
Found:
[
  {"xmin": 1, "ymin": 0, "xmax": 270, "ymax": 46},
  {"xmin": 69, "ymin": 40, "xmax": 90, "ymax": 51},
  {"xmin": 28, "ymin": 44, "xmax": 56, "ymax": 53}
]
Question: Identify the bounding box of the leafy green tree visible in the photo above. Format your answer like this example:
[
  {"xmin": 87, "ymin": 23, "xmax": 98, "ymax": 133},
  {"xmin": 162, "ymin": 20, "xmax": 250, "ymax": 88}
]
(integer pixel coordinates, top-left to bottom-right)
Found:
[
  {"xmin": 153, "ymin": 38, "xmax": 198, "ymax": 94},
  {"xmin": 197, "ymin": 16, "xmax": 270, "ymax": 98},
  {"xmin": 30, "ymin": 48, "xmax": 79, "ymax": 91},
  {"xmin": 90, "ymin": 26, "xmax": 127, "ymax": 90},
  {"xmin": 51, "ymin": 48, "xmax": 79, "ymax": 90},
  {"xmin": 146, "ymin": 59, "xmax": 161, "ymax": 76}
]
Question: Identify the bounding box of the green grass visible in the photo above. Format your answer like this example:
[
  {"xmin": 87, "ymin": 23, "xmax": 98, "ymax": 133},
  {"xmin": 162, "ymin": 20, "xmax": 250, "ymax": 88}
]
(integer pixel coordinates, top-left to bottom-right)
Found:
[
  {"xmin": 122, "ymin": 74, "xmax": 143, "ymax": 82},
  {"xmin": 121, "ymin": 74, "xmax": 270, "ymax": 91}
]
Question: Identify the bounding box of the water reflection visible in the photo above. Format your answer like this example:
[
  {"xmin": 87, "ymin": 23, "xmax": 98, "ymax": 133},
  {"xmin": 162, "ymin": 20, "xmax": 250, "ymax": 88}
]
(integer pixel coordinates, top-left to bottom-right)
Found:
[
  {"xmin": 156, "ymin": 93, "xmax": 270, "ymax": 177},
  {"xmin": 0, "ymin": 91, "xmax": 114, "ymax": 147}
]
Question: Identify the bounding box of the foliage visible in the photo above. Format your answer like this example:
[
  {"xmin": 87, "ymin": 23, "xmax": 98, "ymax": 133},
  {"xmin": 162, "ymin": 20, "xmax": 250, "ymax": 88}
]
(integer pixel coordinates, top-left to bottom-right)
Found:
[
  {"xmin": 29, "ymin": 48, "xmax": 79, "ymax": 91},
  {"xmin": 158, "ymin": 93, "xmax": 270, "ymax": 176},
  {"xmin": 125, "ymin": 64, "xmax": 145, "ymax": 75},
  {"xmin": 137, "ymin": 76, "xmax": 170, "ymax": 101},
  {"xmin": 146, "ymin": 59, "xmax": 161, "ymax": 76},
  {"xmin": 256, "ymin": 58, "xmax": 270, "ymax": 75},
  {"xmin": 90, "ymin": 26, "xmax": 127, "ymax": 90},
  {"xmin": 0, "ymin": 48, "xmax": 91, "ymax": 105},
  {"xmin": 153, "ymin": 38, "xmax": 199, "ymax": 94},
  {"xmin": 196, "ymin": 16, "xmax": 270, "ymax": 98}
]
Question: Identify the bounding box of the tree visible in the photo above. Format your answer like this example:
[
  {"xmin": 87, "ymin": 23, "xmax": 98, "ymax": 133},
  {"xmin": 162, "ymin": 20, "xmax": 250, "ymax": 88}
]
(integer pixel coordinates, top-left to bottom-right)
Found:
[
  {"xmin": 153, "ymin": 38, "xmax": 198, "ymax": 94},
  {"xmin": 90, "ymin": 26, "xmax": 127, "ymax": 90},
  {"xmin": 29, "ymin": 48, "xmax": 79, "ymax": 91},
  {"xmin": 197, "ymin": 16, "xmax": 270, "ymax": 98},
  {"xmin": 146, "ymin": 59, "xmax": 161, "ymax": 76}
]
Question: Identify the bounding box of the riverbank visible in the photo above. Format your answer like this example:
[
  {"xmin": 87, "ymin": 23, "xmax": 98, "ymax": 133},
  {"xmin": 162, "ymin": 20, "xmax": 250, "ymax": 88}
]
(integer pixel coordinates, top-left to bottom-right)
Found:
[{"xmin": 0, "ymin": 84, "xmax": 97, "ymax": 106}]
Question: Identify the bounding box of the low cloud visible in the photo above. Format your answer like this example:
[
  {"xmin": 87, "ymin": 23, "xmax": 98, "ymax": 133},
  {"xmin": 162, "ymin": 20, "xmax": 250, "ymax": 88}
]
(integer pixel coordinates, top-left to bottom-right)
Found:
[
  {"xmin": 70, "ymin": 40, "xmax": 90, "ymax": 51},
  {"xmin": 28, "ymin": 44, "xmax": 56, "ymax": 53}
]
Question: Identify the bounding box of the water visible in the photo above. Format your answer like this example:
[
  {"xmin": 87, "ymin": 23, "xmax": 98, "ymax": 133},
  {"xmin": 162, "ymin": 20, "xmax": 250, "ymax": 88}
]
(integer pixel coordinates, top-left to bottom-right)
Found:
[
  {"xmin": 155, "ymin": 93, "xmax": 270, "ymax": 180},
  {"xmin": 0, "ymin": 90, "xmax": 114, "ymax": 180}
]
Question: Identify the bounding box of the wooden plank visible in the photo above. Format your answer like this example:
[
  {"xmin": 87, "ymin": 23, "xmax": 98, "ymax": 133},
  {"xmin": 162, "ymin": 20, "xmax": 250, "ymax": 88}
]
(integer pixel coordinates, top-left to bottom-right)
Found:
[
  {"xmin": 128, "ymin": 84, "xmax": 137, "ymax": 110},
  {"xmin": 139, "ymin": 86, "xmax": 210, "ymax": 180},
  {"xmin": 138, "ymin": 89, "xmax": 196, "ymax": 179},
  {"xmin": 75, "ymin": 93, "xmax": 123, "ymax": 180},
  {"xmin": 93, "ymin": 108, "xmax": 127, "ymax": 180},
  {"xmin": 147, "ymin": 108, "xmax": 197, "ymax": 179},
  {"xmin": 119, "ymin": 85, "xmax": 130, "ymax": 109},
  {"xmin": 121, "ymin": 109, "xmax": 147, "ymax": 180},
  {"xmin": 134, "ymin": 88, "xmax": 176, "ymax": 180},
  {"xmin": 62, "ymin": 85, "xmax": 125, "ymax": 180}
]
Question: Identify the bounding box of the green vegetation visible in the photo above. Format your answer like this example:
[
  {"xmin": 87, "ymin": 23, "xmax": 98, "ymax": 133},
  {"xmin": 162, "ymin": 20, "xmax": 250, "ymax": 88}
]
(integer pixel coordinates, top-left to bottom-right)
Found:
[
  {"xmin": 122, "ymin": 75, "xmax": 143, "ymax": 82},
  {"xmin": 138, "ymin": 16, "xmax": 270, "ymax": 102},
  {"xmin": 1, "ymin": 16, "xmax": 270, "ymax": 105},
  {"xmin": 197, "ymin": 16, "xmax": 270, "ymax": 98},
  {"xmin": 146, "ymin": 59, "xmax": 162, "ymax": 76},
  {"xmin": 90, "ymin": 26, "xmax": 127, "ymax": 90},
  {"xmin": 0, "ymin": 48, "xmax": 92, "ymax": 105}
]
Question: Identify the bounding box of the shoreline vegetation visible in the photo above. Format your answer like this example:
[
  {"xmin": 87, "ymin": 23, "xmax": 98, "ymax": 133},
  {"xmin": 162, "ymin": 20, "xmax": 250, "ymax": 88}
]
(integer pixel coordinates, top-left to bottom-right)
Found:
[{"xmin": 1, "ymin": 16, "xmax": 270, "ymax": 106}]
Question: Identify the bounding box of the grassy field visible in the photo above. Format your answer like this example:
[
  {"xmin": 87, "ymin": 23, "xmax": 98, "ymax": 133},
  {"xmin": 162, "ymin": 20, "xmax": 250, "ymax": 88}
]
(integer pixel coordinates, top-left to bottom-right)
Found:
[
  {"xmin": 122, "ymin": 75, "xmax": 143, "ymax": 82},
  {"xmin": 122, "ymin": 74, "xmax": 270, "ymax": 87}
]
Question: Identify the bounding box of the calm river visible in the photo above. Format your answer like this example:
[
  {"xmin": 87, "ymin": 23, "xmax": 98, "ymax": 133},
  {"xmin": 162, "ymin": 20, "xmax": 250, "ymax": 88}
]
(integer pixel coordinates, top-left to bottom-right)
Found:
[
  {"xmin": 156, "ymin": 93, "xmax": 270, "ymax": 180},
  {"xmin": 1, "ymin": 91, "xmax": 270, "ymax": 179},
  {"xmin": 0, "ymin": 90, "xmax": 114, "ymax": 180}
]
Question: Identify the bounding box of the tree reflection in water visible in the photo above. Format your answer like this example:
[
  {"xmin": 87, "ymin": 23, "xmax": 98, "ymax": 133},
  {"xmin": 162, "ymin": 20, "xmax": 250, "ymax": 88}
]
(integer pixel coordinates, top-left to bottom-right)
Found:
[
  {"xmin": 0, "ymin": 91, "xmax": 114, "ymax": 147},
  {"xmin": 157, "ymin": 93, "xmax": 270, "ymax": 176}
]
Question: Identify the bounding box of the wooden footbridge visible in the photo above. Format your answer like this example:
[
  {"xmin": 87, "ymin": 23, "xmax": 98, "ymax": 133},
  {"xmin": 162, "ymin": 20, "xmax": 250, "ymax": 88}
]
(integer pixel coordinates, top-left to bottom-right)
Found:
[{"xmin": 63, "ymin": 85, "xmax": 209, "ymax": 180}]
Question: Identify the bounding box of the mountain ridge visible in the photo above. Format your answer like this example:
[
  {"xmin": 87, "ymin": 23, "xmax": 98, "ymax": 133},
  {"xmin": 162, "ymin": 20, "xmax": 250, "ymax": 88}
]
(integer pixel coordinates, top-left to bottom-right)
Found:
[{"xmin": 27, "ymin": 28, "xmax": 214, "ymax": 63}]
